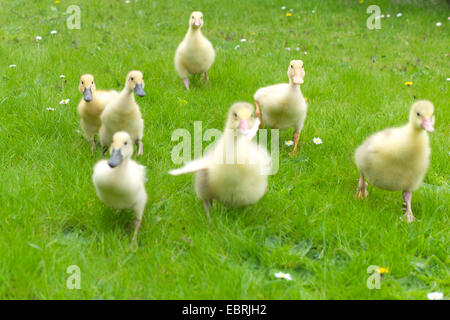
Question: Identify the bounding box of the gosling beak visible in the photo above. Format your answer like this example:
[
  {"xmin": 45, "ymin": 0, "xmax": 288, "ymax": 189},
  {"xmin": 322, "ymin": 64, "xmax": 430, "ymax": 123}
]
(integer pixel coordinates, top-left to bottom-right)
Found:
[
  {"xmin": 293, "ymin": 75, "xmax": 304, "ymax": 85},
  {"xmin": 134, "ymin": 83, "xmax": 146, "ymax": 97},
  {"xmin": 421, "ymin": 117, "xmax": 434, "ymax": 132},
  {"xmin": 194, "ymin": 18, "xmax": 201, "ymax": 27},
  {"xmin": 83, "ymin": 87, "xmax": 93, "ymax": 102},
  {"xmin": 108, "ymin": 149, "xmax": 123, "ymax": 168},
  {"xmin": 238, "ymin": 119, "xmax": 251, "ymax": 136}
]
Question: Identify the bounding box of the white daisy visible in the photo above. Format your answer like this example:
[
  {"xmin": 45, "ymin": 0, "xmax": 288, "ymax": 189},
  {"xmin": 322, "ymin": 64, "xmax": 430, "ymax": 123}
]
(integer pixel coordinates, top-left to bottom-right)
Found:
[
  {"xmin": 289, "ymin": 9, "xmax": 293, "ymax": 12},
  {"xmin": 436, "ymin": 22, "xmax": 442, "ymax": 27},
  {"xmin": 125, "ymin": 0, "xmax": 130, "ymax": 3},
  {"xmin": 234, "ymin": 45, "xmax": 240, "ymax": 50},
  {"xmin": 60, "ymin": 75, "xmax": 65, "ymax": 79},
  {"xmin": 446, "ymin": 78, "xmax": 450, "ymax": 81},
  {"xmin": 313, "ymin": 137, "xmax": 323, "ymax": 145},
  {"xmin": 285, "ymin": 47, "xmax": 291, "ymax": 51},
  {"xmin": 46, "ymin": 107, "xmax": 56, "ymax": 111},
  {"xmin": 285, "ymin": 140, "xmax": 294, "ymax": 146},
  {"xmin": 427, "ymin": 292, "xmax": 444, "ymax": 300},
  {"xmin": 9, "ymin": 64, "xmax": 16, "ymax": 68},
  {"xmin": 396, "ymin": 13, "xmax": 402, "ymax": 17},
  {"xmin": 50, "ymin": 30, "xmax": 57, "ymax": 35},
  {"xmin": 386, "ymin": 14, "xmax": 391, "ymax": 18},
  {"xmin": 295, "ymin": 47, "xmax": 300, "ymax": 51},
  {"xmin": 312, "ymin": 10, "xmax": 315, "ymax": 14},
  {"xmin": 240, "ymin": 38, "xmax": 246, "ymax": 42},
  {"xmin": 36, "ymin": 36, "xmax": 42, "ymax": 42},
  {"xmin": 59, "ymin": 99, "xmax": 70, "ymax": 105},
  {"xmin": 274, "ymin": 272, "xmax": 292, "ymax": 281},
  {"xmin": 304, "ymin": 51, "xmax": 308, "ymax": 55},
  {"xmin": 281, "ymin": 6, "xmax": 286, "ymax": 10}
]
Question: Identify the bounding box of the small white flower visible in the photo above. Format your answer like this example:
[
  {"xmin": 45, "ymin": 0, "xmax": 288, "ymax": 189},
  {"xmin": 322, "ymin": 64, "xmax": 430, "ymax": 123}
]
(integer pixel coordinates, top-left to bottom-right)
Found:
[
  {"xmin": 59, "ymin": 99, "xmax": 70, "ymax": 105},
  {"xmin": 427, "ymin": 292, "xmax": 444, "ymax": 300},
  {"xmin": 304, "ymin": 51, "xmax": 308, "ymax": 55},
  {"xmin": 46, "ymin": 107, "xmax": 56, "ymax": 111},
  {"xmin": 240, "ymin": 38, "xmax": 246, "ymax": 42},
  {"xmin": 396, "ymin": 13, "xmax": 402, "ymax": 17},
  {"xmin": 381, "ymin": 14, "xmax": 385, "ymax": 18},
  {"xmin": 285, "ymin": 47, "xmax": 291, "ymax": 51},
  {"xmin": 234, "ymin": 45, "xmax": 240, "ymax": 50},
  {"xmin": 281, "ymin": 6, "xmax": 286, "ymax": 10},
  {"xmin": 125, "ymin": 0, "xmax": 130, "ymax": 3},
  {"xmin": 313, "ymin": 137, "xmax": 323, "ymax": 145},
  {"xmin": 274, "ymin": 272, "xmax": 292, "ymax": 281},
  {"xmin": 295, "ymin": 47, "xmax": 300, "ymax": 51},
  {"xmin": 289, "ymin": 8, "xmax": 293, "ymax": 12},
  {"xmin": 36, "ymin": 36, "xmax": 42, "ymax": 42},
  {"xmin": 448, "ymin": 17, "xmax": 450, "ymax": 20},
  {"xmin": 436, "ymin": 22, "xmax": 442, "ymax": 27},
  {"xmin": 60, "ymin": 75, "xmax": 65, "ymax": 79},
  {"xmin": 50, "ymin": 30, "xmax": 57, "ymax": 35},
  {"xmin": 386, "ymin": 14, "xmax": 391, "ymax": 18},
  {"xmin": 312, "ymin": 10, "xmax": 315, "ymax": 13},
  {"xmin": 9, "ymin": 64, "xmax": 16, "ymax": 68},
  {"xmin": 285, "ymin": 140, "xmax": 294, "ymax": 146},
  {"xmin": 446, "ymin": 78, "xmax": 450, "ymax": 81}
]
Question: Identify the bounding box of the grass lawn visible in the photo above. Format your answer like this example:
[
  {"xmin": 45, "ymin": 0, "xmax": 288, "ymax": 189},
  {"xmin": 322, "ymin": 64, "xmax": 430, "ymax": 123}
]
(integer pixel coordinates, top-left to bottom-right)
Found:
[{"xmin": 0, "ymin": 0, "xmax": 448, "ymax": 299}]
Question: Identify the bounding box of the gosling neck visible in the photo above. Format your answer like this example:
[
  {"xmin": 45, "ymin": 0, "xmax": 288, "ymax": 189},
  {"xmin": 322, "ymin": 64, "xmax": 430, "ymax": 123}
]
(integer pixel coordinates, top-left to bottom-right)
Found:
[{"xmin": 188, "ymin": 25, "xmax": 202, "ymax": 36}]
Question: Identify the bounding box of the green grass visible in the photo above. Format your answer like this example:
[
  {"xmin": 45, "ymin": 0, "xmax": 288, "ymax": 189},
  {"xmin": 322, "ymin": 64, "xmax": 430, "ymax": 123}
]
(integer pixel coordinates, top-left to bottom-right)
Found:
[{"xmin": 0, "ymin": 0, "xmax": 449, "ymax": 299}]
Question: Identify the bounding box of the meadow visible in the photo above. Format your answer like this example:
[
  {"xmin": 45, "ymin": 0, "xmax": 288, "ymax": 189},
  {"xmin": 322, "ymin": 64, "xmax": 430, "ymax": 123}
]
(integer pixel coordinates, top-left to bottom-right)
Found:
[{"xmin": 0, "ymin": 0, "xmax": 448, "ymax": 299}]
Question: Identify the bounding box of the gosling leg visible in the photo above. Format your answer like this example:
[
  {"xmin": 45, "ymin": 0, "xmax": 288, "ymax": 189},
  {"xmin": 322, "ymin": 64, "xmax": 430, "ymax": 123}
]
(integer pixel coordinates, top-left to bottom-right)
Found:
[
  {"xmin": 356, "ymin": 173, "xmax": 369, "ymax": 199},
  {"xmin": 203, "ymin": 199, "xmax": 212, "ymax": 219},
  {"xmin": 254, "ymin": 100, "xmax": 263, "ymax": 129},
  {"xmin": 183, "ymin": 78, "xmax": 190, "ymax": 90},
  {"xmin": 202, "ymin": 72, "xmax": 209, "ymax": 82},
  {"xmin": 402, "ymin": 191, "xmax": 416, "ymax": 223},
  {"xmin": 289, "ymin": 131, "xmax": 301, "ymax": 156},
  {"xmin": 135, "ymin": 139, "xmax": 143, "ymax": 157}
]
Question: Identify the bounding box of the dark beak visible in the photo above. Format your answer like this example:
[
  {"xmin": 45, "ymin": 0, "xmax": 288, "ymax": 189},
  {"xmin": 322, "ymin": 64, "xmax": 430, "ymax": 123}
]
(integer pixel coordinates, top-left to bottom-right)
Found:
[
  {"xmin": 134, "ymin": 83, "xmax": 145, "ymax": 97},
  {"xmin": 108, "ymin": 149, "xmax": 123, "ymax": 168},
  {"xmin": 83, "ymin": 87, "xmax": 93, "ymax": 102}
]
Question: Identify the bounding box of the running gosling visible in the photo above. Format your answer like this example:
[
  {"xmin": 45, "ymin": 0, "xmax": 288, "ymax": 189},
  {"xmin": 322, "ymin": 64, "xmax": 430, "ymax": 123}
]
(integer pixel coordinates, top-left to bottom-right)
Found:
[
  {"xmin": 175, "ymin": 11, "xmax": 215, "ymax": 90},
  {"xmin": 99, "ymin": 71, "xmax": 146, "ymax": 156},
  {"xmin": 254, "ymin": 60, "xmax": 307, "ymax": 155},
  {"xmin": 93, "ymin": 131, "xmax": 148, "ymax": 244},
  {"xmin": 169, "ymin": 102, "xmax": 271, "ymax": 217},
  {"xmin": 77, "ymin": 74, "xmax": 118, "ymax": 154},
  {"xmin": 354, "ymin": 100, "xmax": 435, "ymax": 222}
]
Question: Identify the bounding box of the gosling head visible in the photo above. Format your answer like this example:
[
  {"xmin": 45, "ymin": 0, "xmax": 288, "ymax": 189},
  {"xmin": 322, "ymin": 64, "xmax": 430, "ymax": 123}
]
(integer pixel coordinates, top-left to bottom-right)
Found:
[
  {"xmin": 125, "ymin": 70, "xmax": 146, "ymax": 97},
  {"xmin": 287, "ymin": 60, "xmax": 305, "ymax": 85},
  {"xmin": 226, "ymin": 102, "xmax": 255, "ymax": 136},
  {"xmin": 409, "ymin": 100, "xmax": 435, "ymax": 133},
  {"xmin": 79, "ymin": 74, "xmax": 96, "ymax": 102},
  {"xmin": 108, "ymin": 131, "xmax": 133, "ymax": 168},
  {"xmin": 189, "ymin": 11, "xmax": 204, "ymax": 29}
]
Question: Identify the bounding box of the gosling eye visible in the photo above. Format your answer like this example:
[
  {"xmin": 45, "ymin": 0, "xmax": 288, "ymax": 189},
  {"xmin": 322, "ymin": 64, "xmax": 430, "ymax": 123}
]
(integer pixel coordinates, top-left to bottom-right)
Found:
[
  {"xmin": 192, "ymin": 16, "xmax": 194, "ymax": 19},
  {"xmin": 81, "ymin": 81, "xmax": 84, "ymax": 85},
  {"xmin": 416, "ymin": 112, "xmax": 421, "ymax": 117},
  {"xmin": 290, "ymin": 65, "xmax": 293, "ymax": 69},
  {"xmin": 124, "ymin": 141, "xmax": 128, "ymax": 146},
  {"xmin": 200, "ymin": 16, "xmax": 203, "ymax": 19},
  {"xmin": 130, "ymin": 77, "xmax": 134, "ymax": 81},
  {"xmin": 234, "ymin": 113, "xmax": 238, "ymax": 118}
]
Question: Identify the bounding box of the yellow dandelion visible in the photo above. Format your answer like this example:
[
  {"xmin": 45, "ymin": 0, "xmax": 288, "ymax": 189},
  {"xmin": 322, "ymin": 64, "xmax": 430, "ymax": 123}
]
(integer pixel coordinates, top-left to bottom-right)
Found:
[
  {"xmin": 286, "ymin": 13, "xmax": 292, "ymax": 17},
  {"xmin": 55, "ymin": 0, "xmax": 60, "ymax": 3},
  {"xmin": 404, "ymin": 81, "xmax": 413, "ymax": 87},
  {"xmin": 359, "ymin": 0, "xmax": 364, "ymax": 4},
  {"xmin": 377, "ymin": 267, "xmax": 389, "ymax": 274}
]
